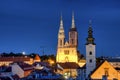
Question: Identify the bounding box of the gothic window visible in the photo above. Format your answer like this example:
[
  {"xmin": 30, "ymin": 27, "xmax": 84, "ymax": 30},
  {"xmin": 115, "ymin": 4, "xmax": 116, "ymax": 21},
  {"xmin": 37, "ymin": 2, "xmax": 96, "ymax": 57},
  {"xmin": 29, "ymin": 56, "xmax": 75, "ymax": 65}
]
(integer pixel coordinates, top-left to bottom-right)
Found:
[
  {"xmin": 71, "ymin": 39, "xmax": 74, "ymax": 44},
  {"xmin": 104, "ymin": 68, "xmax": 109, "ymax": 77},
  {"xmin": 89, "ymin": 51, "xmax": 92, "ymax": 55},
  {"xmin": 89, "ymin": 59, "xmax": 92, "ymax": 63},
  {"xmin": 64, "ymin": 50, "xmax": 69, "ymax": 55},
  {"xmin": 60, "ymin": 40, "xmax": 62, "ymax": 46}
]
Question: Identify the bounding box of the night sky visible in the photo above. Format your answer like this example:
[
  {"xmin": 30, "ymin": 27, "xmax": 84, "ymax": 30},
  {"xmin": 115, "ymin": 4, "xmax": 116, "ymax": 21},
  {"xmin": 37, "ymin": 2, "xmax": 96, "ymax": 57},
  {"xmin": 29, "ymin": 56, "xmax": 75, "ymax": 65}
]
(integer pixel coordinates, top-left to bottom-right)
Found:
[{"xmin": 0, "ymin": 0, "xmax": 120, "ymax": 57}]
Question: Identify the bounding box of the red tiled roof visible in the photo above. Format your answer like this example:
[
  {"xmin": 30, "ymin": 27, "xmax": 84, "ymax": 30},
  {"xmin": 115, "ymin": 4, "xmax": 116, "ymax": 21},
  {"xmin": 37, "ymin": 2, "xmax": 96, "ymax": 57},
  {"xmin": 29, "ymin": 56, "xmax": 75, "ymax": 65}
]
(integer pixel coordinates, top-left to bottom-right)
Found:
[
  {"xmin": 0, "ymin": 57, "xmax": 31, "ymax": 62},
  {"xmin": 17, "ymin": 62, "xmax": 33, "ymax": 71},
  {"xmin": 57, "ymin": 62, "xmax": 80, "ymax": 69},
  {"xmin": 34, "ymin": 54, "xmax": 41, "ymax": 61}
]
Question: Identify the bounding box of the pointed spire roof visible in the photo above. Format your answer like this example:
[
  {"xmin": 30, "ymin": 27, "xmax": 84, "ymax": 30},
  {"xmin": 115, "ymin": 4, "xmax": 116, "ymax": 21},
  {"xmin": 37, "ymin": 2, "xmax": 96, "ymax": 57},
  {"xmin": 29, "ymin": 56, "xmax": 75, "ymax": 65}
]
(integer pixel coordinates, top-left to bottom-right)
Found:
[
  {"xmin": 71, "ymin": 11, "xmax": 75, "ymax": 28},
  {"xmin": 88, "ymin": 20, "xmax": 93, "ymax": 34},
  {"xmin": 59, "ymin": 14, "xmax": 64, "ymax": 33},
  {"xmin": 86, "ymin": 20, "xmax": 95, "ymax": 45}
]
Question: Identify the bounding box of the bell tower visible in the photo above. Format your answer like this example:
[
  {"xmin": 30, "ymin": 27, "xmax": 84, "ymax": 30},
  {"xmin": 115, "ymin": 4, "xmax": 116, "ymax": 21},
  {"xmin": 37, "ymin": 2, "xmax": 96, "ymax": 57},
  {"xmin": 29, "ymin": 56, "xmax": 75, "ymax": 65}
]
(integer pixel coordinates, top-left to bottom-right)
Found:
[
  {"xmin": 86, "ymin": 20, "xmax": 96, "ymax": 78},
  {"xmin": 69, "ymin": 12, "xmax": 78, "ymax": 47},
  {"xmin": 58, "ymin": 15, "xmax": 65, "ymax": 48}
]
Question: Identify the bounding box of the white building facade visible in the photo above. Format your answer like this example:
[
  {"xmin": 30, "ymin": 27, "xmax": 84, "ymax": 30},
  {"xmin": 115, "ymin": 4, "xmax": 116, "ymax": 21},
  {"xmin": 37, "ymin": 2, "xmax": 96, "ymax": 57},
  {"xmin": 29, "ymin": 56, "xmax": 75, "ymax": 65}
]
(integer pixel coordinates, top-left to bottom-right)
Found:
[{"xmin": 86, "ymin": 22, "xmax": 96, "ymax": 79}]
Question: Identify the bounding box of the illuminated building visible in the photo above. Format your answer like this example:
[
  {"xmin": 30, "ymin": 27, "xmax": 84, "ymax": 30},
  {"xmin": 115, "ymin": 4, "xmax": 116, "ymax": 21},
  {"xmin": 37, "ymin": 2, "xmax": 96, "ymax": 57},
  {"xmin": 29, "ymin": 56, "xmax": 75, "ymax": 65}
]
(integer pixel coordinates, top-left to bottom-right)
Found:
[
  {"xmin": 0, "ymin": 56, "xmax": 33, "ymax": 66},
  {"xmin": 34, "ymin": 54, "xmax": 41, "ymax": 63},
  {"xmin": 56, "ymin": 12, "xmax": 86, "ymax": 79},
  {"xmin": 56, "ymin": 13, "xmax": 79, "ymax": 63},
  {"xmin": 56, "ymin": 62, "xmax": 80, "ymax": 79},
  {"xmin": 90, "ymin": 60, "xmax": 120, "ymax": 80},
  {"xmin": 0, "ymin": 55, "xmax": 41, "ymax": 66}
]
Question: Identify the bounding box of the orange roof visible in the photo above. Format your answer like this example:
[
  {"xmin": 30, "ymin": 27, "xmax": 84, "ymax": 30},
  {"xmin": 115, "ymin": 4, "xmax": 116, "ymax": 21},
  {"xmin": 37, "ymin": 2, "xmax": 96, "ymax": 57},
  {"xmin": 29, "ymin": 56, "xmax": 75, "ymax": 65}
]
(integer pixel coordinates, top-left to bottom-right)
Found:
[
  {"xmin": 0, "ymin": 57, "xmax": 31, "ymax": 62},
  {"xmin": 34, "ymin": 54, "xmax": 40, "ymax": 61}
]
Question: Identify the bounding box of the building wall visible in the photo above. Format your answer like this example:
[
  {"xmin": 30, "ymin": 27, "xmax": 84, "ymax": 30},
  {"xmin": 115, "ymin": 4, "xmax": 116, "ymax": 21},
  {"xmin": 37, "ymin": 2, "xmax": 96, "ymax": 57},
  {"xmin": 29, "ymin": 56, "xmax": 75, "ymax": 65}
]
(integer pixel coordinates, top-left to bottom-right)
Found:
[
  {"xmin": 56, "ymin": 47, "xmax": 78, "ymax": 63},
  {"xmin": 0, "ymin": 58, "xmax": 34, "ymax": 66},
  {"xmin": 57, "ymin": 69, "xmax": 78, "ymax": 79},
  {"xmin": 91, "ymin": 61, "xmax": 120, "ymax": 80},
  {"xmin": 78, "ymin": 60, "xmax": 86, "ymax": 67},
  {"xmin": 12, "ymin": 63, "xmax": 24, "ymax": 78},
  {"xmin": 0, "ymin": 61, "xmax": 12, "ymax": 66},
  {"xmin": 86, "ymin": 44, "xmax": 96, "ymax": 78}
]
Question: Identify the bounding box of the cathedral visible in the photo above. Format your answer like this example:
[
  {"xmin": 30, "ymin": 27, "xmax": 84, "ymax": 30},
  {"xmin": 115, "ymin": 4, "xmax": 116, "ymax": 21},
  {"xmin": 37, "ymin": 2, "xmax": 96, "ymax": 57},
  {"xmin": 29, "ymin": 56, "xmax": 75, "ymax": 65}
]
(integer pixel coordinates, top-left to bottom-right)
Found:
[
  {"xmin": 55, "ymin": 13, "xmax": 120, "ymax": 80},
  {"xmin": 56, "ymin": 13, "xmax": 79, "ymax": 63},
  {"xmin": 56, "ymin": 13, "xmax": 96, "ymax": 79}
]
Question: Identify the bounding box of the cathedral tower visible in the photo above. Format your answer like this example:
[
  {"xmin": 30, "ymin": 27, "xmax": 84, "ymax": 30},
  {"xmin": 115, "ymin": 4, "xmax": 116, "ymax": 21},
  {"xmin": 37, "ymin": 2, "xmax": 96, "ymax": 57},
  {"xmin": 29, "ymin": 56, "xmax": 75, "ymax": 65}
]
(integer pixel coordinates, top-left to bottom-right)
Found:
[
  {"xmin": 86, "ymin": 21, "xmax": 96, "ymax": 78},
  {"xmin": 56, "ymin": 13, "xmax": 78, "ymax": 63},
  {"xmin": 69, "ymin": 12, "xmax": 78, "ymax": 47},
  {"xmin": 58, "ymin": 15, "xmax": 65, "ymax": 48}
]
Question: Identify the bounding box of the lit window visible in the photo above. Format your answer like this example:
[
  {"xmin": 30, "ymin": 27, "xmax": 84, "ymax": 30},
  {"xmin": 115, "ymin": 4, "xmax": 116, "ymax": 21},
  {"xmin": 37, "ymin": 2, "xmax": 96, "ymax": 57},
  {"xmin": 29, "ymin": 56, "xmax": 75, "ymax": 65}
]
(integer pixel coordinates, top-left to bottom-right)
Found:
[
  {"xmin": 60, "ymin": 40, "xmax": 62, "ymax": 46},
  {"xmin": 64, "ymin": 50, "xmax": 69, "ymax": 55}
]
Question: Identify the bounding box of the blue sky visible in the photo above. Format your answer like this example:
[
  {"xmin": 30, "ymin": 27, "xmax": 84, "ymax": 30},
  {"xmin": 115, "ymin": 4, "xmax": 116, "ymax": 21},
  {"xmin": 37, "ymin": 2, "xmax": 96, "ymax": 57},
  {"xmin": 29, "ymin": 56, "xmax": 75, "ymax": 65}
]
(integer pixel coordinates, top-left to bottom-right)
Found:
[{"xmin": 0, "ymin": 0, "xmax": 120, "ymax": 57}]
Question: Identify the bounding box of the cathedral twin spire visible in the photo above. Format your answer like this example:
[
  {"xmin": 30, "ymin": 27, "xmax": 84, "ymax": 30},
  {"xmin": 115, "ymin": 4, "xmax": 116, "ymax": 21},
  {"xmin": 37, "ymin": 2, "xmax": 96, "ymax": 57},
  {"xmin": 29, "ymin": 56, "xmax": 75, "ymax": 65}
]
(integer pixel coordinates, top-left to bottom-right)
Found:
[
  {"xmin": 71, "ymin": 12, "xmax": 75, "ymax": 29},
  {"xmin": 59, "ymin": 14, "xmax": 64, "ymax": 33},
  {"xmin": 59, "ymin": 12, "xmax": 76, "ymax": 34},
  {"xmin": 58, "ymin": 12, "xmax": 77, "ymax": 48}
]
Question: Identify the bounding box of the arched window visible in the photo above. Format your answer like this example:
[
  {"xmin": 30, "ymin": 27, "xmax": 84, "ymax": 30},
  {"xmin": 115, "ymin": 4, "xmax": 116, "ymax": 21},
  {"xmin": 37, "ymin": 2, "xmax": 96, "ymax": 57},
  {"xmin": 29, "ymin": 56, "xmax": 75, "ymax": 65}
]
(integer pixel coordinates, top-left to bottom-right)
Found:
[
  {"xmin": 71, "ymin": 39, "xmax": 74, "ymax": 44},
  {"xmin": 89, "ymin": 51, "xmax": 92, "ymax": 55},
  {"xmin": 60, "ymin": 40, "xmax": 62, "ymax": 46}
]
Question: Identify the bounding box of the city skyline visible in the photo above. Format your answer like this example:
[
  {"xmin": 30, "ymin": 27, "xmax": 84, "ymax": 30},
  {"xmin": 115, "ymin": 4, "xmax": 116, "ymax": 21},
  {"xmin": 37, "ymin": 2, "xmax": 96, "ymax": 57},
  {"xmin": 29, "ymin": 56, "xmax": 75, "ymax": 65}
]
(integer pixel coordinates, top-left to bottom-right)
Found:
[{"xmin": 0, "ymin": 0, "xmax": 120, "ymax": 57}]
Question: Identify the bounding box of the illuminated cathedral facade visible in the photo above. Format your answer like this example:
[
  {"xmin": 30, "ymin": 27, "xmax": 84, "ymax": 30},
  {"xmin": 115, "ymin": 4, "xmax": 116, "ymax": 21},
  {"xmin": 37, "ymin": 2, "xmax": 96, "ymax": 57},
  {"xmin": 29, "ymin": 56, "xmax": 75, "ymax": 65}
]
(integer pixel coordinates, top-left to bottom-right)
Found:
[{"xmin": 56, "ymin": 13, "xmax": 79, "ymax": 63}]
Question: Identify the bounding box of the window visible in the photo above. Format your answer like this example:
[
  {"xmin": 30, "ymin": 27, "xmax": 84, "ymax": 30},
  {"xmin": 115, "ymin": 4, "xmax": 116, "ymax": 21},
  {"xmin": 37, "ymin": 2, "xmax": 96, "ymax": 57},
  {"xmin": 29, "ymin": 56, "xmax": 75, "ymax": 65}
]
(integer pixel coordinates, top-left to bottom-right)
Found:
[
  {"xmin": 64, "ymin": 50, "xmax": 69, "ymax": 55},
  {"xmin": 60, "ymin": 40, "xmax": 62, "ymax": 46},
  {"xmin": 71, "ymin": 39, "xmax": 74, "ymax": 44},
  {"xmin": 104, "ymin": 68, "xmax": 109, "ymax": 77},
  {"xmin": 89, "ymin": 51, "xmax": 92, "ymax": 55},
  {"xmin": 89, "ymin": 59, "xmax": 92, "ymax": 63}
]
